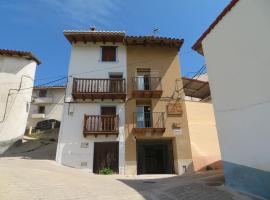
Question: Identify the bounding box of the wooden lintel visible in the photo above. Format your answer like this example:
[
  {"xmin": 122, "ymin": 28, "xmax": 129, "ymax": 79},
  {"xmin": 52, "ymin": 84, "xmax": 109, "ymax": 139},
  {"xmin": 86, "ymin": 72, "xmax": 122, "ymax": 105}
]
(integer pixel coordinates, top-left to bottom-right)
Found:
[
  {"xmin": 72, "ymin": 36, "xmax": 77, "ymax": 43},
  {"xmin": 143, "ymin": 39, "xmax": 147, "ymax": 46},
  {"xmin": 91, "ymin": 36, "xmax": 96, "ymax": 44},
  {"xmin": 82, "ymin": 36, "xmax": 87, "ymax": 44}
]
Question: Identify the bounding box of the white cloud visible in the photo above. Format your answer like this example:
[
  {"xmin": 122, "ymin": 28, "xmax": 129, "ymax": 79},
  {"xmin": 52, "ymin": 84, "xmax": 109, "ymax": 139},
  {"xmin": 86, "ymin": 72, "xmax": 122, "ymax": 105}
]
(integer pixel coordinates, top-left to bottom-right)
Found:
[
  {"xmin": 43, "ymin": 0, "xmax": 123, "ymax": 27},
  {"xmin": 0, "ymin": 0, "xmax": 123, "ymax": 28}
]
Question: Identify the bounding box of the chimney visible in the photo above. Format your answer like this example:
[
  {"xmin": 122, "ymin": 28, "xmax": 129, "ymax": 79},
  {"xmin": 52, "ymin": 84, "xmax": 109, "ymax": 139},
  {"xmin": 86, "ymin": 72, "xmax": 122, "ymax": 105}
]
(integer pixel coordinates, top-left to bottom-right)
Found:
[{"xmin": 90, "ymin": 26, "xmax": 96, "ymax": 31}]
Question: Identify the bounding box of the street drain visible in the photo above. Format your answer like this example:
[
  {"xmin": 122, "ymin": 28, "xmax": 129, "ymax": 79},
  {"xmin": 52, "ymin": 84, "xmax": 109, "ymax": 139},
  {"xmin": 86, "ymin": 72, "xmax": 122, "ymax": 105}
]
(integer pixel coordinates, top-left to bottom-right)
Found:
[
  {"xmin": 206, "ymin": 182, "xmax": 223, "ymax": 186},
  {"xmin": 143, "ymin": 181, "xmax": 156, "ymax": 184}
]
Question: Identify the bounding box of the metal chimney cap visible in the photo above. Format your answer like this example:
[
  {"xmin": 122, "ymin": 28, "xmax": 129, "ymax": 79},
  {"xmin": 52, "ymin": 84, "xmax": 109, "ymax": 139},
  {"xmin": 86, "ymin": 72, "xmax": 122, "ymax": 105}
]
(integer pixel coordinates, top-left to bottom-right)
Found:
[{"xmin": 90, "ymin": 26, "xmax": 96, "ymax": 31}]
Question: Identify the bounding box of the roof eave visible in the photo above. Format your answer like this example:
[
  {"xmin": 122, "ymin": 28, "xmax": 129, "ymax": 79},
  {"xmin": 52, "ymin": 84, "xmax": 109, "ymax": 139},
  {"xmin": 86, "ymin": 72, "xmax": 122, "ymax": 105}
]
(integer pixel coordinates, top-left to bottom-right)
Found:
[{"xmin": 191, "ymin": 0, "xmax": 240, "ymax": 55}]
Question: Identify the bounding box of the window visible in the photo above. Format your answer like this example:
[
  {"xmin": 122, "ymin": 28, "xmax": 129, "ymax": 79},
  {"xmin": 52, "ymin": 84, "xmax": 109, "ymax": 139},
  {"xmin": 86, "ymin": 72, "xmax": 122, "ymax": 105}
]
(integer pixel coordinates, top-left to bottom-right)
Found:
[
  {"xmin": 136, "ymin": 100, "xmax": 152, "ymax": 128},
  {"xmin": 101, "ymin": 46, "xmax": 117, "ymax": 61},
  {"xmin": 136, "ymin": 68, "xmax": 151, "ymax": 90},
  {"xmin": 39, "ymin": 90, "xmax": 47, "ymax": 97},
  {"xmin": 38, "ymin": 106, "xmax": 45, "ymax": 114},
  {"xmin": 109, "ymin": 73, "xmax": 123, "ymax": 79}
]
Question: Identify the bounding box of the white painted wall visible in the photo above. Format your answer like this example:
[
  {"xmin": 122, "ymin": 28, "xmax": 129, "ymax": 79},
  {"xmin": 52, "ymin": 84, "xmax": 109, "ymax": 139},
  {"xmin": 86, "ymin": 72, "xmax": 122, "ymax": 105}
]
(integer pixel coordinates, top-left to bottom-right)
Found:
[
  {"xmin": 56, "ymin": 103, "xmax": 125, "ymax": 174},
  {"xmin": 202, "ymin": 0, "xmax": 270, "ymax": 172},
  {"xmin": 27, "ymin": 88, "xmax": 65, "ymax": 128},
  {"xmin": 65, "ymin": 42, "xmax": 127, "ymax": 102},
  {"xmin": 56, "ymin": 42, "xmax": 127, "ymax": 174},
  {"xmin": 0, "ymin": 55, "xmax": 37, "ymax": 152}
]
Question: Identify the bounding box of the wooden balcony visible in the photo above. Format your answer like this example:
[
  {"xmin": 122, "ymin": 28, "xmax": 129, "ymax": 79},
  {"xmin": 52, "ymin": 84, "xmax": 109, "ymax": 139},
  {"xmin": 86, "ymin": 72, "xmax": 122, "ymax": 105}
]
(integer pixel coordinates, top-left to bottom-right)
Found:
[
  {"xmin": 83, "ymin": 114, "xmax": 119, "ymax": 137},
  {"xmin": 133, "ymin": 112, "xmax": 165, "ymax": 133},
  {"xmin": 72, "ymin": 78, "xmax": 126, "ymax": 101},
  {"xmin": 132, "ymin": 77, "xmax": 162, "ymax": 98}
]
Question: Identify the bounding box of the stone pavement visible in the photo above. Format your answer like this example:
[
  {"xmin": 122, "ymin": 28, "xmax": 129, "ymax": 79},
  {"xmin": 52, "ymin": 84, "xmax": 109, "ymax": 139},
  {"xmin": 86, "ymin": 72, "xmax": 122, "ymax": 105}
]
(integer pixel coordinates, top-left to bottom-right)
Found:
[{"xmin": 0, "ymin": 157, "xmax": 257, "ymax": 200}]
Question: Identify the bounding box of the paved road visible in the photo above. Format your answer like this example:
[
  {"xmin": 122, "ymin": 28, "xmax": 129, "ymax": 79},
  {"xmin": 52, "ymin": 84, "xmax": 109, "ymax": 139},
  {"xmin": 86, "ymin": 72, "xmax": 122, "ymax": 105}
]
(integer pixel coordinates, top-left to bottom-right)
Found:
[
  {"xmin": 0, "ymin": 157, "xmax": 256, "ymax": 200},
  {"xmin": 0, "ymin": 137, "xmax": 257, "ymax": 200}
]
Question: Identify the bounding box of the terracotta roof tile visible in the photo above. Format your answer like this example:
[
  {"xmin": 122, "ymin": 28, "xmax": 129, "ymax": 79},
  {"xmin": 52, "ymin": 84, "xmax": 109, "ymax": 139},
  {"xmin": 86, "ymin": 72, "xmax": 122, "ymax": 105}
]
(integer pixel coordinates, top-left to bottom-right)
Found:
[{"xmin": 0, "ymin": 49, "xmax": 41, "ymax": 65}]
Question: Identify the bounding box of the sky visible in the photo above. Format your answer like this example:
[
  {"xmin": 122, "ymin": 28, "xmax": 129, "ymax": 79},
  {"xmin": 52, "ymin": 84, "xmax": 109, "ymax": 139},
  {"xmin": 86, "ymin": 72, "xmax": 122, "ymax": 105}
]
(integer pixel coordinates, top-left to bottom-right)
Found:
[{"xmin": 0, "ymin": 0, "xmax": 230, "ymax": 86}]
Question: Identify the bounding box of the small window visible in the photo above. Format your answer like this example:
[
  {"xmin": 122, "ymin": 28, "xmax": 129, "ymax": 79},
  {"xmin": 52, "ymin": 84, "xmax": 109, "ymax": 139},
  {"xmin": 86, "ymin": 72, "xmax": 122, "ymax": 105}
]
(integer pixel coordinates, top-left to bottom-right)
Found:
[
  {"xmin": 39, "ymin": 90, "xmax": 47, "ymax": 97},
  {"xmin": 26, "ymin": 102, "xmax": 30, "ymax": 112},
  {"xmin": 38, "ymin": 106, "xmax": 45, "ymax": 114},
  {"xmin": 109, "ymin": 73, "xmax": 123, "ymax": 79},
  {"xmin": 102, "ymin": 46, "xmax": 117, "ymax": 61}
]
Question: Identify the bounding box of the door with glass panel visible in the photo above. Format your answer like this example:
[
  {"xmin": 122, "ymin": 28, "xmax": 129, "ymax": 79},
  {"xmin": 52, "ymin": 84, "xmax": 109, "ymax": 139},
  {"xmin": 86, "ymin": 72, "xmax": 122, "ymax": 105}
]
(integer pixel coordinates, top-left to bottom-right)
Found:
[
  {"xmin": 136, "ymin": 105, "xmax": 152, "ymax": 128},
  {"xmin": 136, "ymin": 68, "xmax": 150, "ymax": 91}
]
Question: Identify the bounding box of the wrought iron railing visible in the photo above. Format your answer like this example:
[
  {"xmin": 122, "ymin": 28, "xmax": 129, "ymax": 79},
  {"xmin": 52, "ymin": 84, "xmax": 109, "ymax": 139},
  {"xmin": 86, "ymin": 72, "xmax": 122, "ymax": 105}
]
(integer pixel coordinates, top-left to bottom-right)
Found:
[{"xmin": 133, "ymin": 112, "xmax": 165, "ymax": 129}]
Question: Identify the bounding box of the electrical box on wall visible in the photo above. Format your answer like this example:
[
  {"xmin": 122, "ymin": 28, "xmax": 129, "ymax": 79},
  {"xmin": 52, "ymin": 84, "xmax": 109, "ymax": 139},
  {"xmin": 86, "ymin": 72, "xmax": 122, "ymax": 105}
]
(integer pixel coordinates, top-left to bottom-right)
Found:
[{"xmin": 172, "ymin": 123, "xmax": 182, "ymax": 136}]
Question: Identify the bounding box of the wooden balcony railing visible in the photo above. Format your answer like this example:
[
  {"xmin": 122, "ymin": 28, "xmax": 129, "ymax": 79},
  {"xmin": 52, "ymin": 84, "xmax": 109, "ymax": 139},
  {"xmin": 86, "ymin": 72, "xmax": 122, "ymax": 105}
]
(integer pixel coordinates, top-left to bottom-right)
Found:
[
  {"xmin": 83, "ymin": 114, "xmax": 119, "ymax": 137},
  {"xmin": 72, "ymin": 78, "xmax": 126, "ymax": 100},
  {"xmin": 133, "ymin": 112, "xmax": 165, "ymax": 133},
  {"xmin": 132, "ymin": 77, "xmax": 162, "ymax": 98}
]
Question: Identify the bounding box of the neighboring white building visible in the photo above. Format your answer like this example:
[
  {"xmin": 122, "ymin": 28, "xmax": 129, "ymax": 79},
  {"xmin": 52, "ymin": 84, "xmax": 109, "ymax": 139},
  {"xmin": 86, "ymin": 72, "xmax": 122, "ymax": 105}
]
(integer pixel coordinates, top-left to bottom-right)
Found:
[
  {"xmin": 192, "ymin": 0, "xmax": 270, "ymax": 199},
  {"xmin": 0, "ymin": 49, "xmax": 40, "ymax": 153},
  {"xmin": 27, "ymin": 86, "xmax": 65, "ymax": 129},
  {"xmin": 56, "ymin": 29, "xmax": 127, "ymax": 174}
]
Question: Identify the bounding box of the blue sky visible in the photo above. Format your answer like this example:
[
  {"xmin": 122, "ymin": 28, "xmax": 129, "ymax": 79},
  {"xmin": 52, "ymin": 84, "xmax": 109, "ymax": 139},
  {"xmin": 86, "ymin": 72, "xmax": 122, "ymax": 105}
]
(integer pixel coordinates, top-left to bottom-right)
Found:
[{"xmin": 0, "ymin": 0, "xmax": 230, "ymax": 85}]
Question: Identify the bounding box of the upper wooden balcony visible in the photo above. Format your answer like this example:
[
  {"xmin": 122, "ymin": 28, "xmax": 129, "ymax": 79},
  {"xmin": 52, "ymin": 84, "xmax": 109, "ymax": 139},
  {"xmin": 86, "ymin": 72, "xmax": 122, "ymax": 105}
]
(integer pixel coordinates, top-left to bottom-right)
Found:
[
  {"xmin": 83, "ymin": 114, "xmax": 119, "ymax": 137},
  {"xmin": 133, "ymin": 112, "xmax": 165, "ymax": 133},
  {"xmin": 132, "ymin": 77, "xmax": 162, "ymax": 98},
  {"xmin": 72, "ymin": 78, "xmax": 126, "ymax": 101}
]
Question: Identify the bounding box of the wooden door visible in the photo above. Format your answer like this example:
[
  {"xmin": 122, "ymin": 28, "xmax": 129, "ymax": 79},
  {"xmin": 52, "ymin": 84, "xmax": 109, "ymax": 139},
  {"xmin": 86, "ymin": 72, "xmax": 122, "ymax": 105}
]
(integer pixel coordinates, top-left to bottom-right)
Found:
[
  {"xmin": 109, "ymin": 74, "xmax": 122, "ymax": 93},
  {"xmin": 137, "ymin": 140, "xmax": 174, "ymax": 174},
  {"xmin": 93, "ymin": 142, "xmax": 119, "ymax": 173},
  {"xmin": 101, "ymin": 106, "xmax": 116, "ymax": 131}
]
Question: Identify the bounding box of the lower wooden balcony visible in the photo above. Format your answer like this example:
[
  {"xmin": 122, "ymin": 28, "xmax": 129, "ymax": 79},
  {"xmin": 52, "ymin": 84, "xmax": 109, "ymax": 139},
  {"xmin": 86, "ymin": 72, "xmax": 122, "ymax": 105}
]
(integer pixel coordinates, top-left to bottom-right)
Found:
[
  {"xmin": 83, "ymin": 114, "xmax": 119, "ymax": 137},
  {"xmin": 133, "ymin": 112, "xmax": 165, "ymax": 133}
]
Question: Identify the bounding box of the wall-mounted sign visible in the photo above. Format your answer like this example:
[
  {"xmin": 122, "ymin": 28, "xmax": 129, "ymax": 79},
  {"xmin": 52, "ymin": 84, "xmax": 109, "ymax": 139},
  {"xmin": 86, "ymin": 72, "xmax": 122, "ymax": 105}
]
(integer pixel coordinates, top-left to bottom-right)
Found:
[
  {"xmin": 174, "ymin": 128, "xmax": 182, "ymax": 136},
  {"xmin": 167, "ymin": 102, "xmax": 182, "ymax": 115}
]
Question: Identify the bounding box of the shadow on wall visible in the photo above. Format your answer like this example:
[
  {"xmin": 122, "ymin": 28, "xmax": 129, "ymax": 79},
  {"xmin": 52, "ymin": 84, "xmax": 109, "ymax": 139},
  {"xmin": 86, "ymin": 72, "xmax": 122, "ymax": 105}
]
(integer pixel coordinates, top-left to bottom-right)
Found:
[
  {"xmin": 223, "ymin": 161, "xmax": 270, "ymax": 199},
  {"xmin": 197, "ymin": 160, "xmax": 223, "ymax": 171}
]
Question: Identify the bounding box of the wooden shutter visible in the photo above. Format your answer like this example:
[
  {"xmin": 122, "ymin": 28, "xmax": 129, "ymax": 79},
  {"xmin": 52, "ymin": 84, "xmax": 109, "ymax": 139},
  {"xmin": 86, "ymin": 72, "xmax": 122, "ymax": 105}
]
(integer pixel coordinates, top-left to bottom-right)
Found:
[{"xmin": 102, "ymin": 46, "xmax": 116, "ymax": 61}]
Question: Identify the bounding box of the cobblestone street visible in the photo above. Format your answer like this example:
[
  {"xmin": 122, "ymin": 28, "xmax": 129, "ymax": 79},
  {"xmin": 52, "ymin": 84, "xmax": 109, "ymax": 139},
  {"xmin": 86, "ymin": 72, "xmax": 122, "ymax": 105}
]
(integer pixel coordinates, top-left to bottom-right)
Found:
[{"xmin": 0, "ymin": 156, "xmax": 256, "ymax": 200}]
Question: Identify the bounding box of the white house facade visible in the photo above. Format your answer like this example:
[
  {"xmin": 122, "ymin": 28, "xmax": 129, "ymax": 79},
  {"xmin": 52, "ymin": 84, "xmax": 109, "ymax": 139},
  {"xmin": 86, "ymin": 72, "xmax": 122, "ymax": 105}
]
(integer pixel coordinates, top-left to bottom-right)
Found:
[
  {"xmin": 27, "ymin": 86, "xmax": 65, "ymax": 129},
  {"xmin": 192, "ymin": 0, "xmax": 270, "ymax": 199},
  {"xmin": 0, "ymin": 49, "xmax": 40, "ymax": 153},
  {"xmin": 56, "ymin": 30, "xmax": 127, "ymax": 174}
]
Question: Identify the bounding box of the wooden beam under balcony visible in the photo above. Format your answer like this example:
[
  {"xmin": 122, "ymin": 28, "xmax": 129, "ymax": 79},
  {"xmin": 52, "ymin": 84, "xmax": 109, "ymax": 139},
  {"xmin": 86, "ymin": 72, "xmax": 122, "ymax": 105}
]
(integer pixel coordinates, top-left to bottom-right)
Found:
[
  {"xmin": 72, "ymin": 78, "xmax": 126, "ymax": 101},
  {"xmin": 132, "ymin": 90, "xmax": 163, "ymax": 98},
  {"xmin": 133, "ymin": 127, "xmax": 166, "ymax": 133}
]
